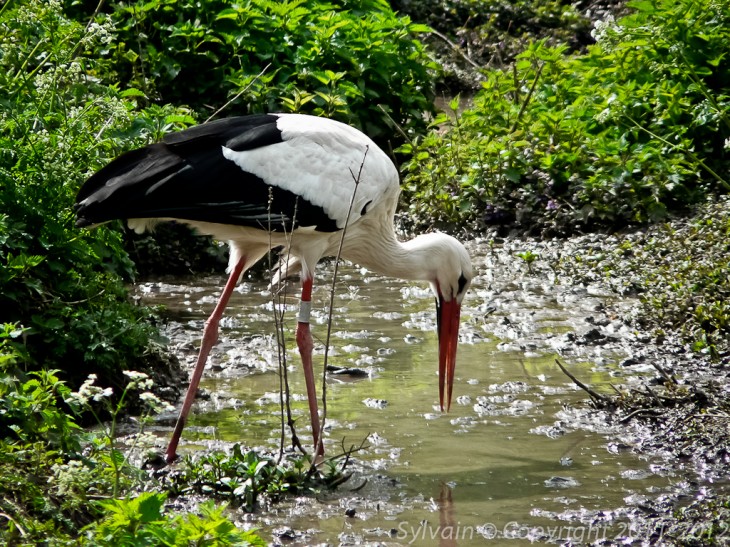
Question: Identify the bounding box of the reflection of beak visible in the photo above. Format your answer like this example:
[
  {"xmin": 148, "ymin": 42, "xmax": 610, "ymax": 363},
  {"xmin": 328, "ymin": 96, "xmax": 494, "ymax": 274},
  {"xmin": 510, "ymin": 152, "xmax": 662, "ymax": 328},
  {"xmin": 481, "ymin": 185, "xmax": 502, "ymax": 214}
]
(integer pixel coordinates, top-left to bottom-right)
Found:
[{"xmin": 436, "ymin": 294, "xmax": 461, "ymax": 411}]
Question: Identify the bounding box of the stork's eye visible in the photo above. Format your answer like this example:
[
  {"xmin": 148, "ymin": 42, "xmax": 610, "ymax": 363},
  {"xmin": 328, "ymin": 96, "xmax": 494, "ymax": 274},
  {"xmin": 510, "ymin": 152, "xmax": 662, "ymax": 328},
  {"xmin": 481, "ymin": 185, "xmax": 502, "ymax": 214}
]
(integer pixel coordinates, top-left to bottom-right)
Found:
[{"xmin": 457, "ymin": 272, "xmax": 468, "ymax": 295}]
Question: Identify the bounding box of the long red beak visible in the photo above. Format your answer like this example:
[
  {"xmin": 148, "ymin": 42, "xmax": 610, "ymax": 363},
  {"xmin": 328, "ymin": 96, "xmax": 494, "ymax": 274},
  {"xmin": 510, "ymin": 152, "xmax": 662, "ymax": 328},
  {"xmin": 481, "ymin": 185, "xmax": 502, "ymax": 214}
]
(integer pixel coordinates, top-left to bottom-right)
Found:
[{"xmin": 436, "ymin": 295, "xmax": 461, "ymax": 411}]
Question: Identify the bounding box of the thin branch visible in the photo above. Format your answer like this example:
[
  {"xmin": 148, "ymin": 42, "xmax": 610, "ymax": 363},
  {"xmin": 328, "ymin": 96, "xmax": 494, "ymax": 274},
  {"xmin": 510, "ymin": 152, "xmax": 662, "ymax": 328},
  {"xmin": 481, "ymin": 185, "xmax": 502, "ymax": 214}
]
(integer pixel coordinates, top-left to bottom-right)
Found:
[
  {"xmin": 609, "ymin": 383, "xmax": 624, "ymax": 397},
  {"xmin": 268, "ymin": 189, "xmax": 306, "ymax": 461},
  {"xmin": 311, "ymin": 146, "xmax": 369, "ymax": 472},
  {"xmin": 377, "ymin": 104, "xmax": 411, "ymax": 145},
  {"xmin": 618, "ymin": 408, "xmax": 661, "ymax": 424},
  {"xmin": 428, "ymin": 28, "xmax": 482, "ymax": 70},
  {"xmin": 651, "ymin": 361, "xmax": 677, "ymax": 385},
  {"xmin": 555, "ymin": 358, "xmax": 608, "ymax": 405},
  {"xmin": 283, "ymin": 199, "xmax": 306, "ymax": 454},
  {"xmin": 206, "ymin": 63, "xmax": 272, "ymax": 122},
  {"xmin": 622, "ymin": 113, "xmax": 730, "ymax": 190},
  {"xmin": 509, "ymin": 61, "xmax": 544, "ymax": 134},
  {"xmin": 69, "ymin": 0, "xmax": 107, "ymax": 58},
  {"xmin": 644, "ymin": 384, "xmax": 664, "ymax": 407},
  {"xmin": 268, "ymin": 189, "xmax": 286, "ymax": 464},
  {"xmin": 0, "ymin": 512, "xmax": 26, "ymax": 537}
]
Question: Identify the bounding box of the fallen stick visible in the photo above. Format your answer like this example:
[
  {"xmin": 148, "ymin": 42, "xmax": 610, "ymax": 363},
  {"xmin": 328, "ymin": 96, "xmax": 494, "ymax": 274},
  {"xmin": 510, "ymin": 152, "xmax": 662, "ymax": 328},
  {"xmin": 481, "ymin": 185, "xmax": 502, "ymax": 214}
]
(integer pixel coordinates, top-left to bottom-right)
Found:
[{"xmin": 555, "ymin": 358, "xmax": 609, "ymax": 406}]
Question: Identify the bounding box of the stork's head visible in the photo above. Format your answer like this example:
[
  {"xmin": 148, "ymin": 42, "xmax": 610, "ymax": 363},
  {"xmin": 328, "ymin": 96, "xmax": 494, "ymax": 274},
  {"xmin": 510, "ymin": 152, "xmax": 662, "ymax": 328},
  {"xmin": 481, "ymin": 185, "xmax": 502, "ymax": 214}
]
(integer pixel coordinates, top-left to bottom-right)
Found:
[{"xmin": 423, "ymin": 233, "xmax": 473, "ymax": 411}]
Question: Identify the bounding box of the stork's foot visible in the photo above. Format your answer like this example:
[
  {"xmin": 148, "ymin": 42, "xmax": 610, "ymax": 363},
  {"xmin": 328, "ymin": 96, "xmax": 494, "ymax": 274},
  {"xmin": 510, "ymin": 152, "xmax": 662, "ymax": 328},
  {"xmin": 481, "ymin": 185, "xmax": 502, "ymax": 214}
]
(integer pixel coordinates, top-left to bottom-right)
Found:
[
  {"xmin": 142, "ymin": 452, "xmax": 169, "ymax": 471},
  {"xmin": 164, "ymin": 449, "xmax": 179, "ymax": 465}
]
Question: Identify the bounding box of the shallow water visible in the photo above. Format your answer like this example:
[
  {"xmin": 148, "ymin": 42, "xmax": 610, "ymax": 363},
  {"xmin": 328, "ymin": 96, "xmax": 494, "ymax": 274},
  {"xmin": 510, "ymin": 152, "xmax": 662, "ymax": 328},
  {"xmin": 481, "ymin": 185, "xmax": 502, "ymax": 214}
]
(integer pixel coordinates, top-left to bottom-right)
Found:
[{"xmin": 138, "ymin": 239, "xmax": 674, "ymax": 545}]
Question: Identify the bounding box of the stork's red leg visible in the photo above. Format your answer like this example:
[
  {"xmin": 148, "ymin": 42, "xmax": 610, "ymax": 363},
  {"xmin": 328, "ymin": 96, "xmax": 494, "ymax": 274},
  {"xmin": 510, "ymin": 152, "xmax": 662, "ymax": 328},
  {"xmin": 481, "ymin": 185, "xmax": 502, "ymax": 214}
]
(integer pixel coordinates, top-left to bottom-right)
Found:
[
  {"xmin": 296, "ymin": 277, "xmax": 325, "ymax": 457},
  {"xmin": 165, "ymin": 257, "xmax": 246, "ymax": 464}
]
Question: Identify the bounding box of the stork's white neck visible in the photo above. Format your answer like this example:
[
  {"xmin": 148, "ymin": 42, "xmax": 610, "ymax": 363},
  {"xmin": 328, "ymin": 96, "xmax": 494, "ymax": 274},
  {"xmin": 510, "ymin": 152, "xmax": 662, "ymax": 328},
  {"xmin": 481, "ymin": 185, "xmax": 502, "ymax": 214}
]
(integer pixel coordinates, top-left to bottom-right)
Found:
[{"xmin": 341, "ymin": 223, "xmax": 468, "ymax": 300}]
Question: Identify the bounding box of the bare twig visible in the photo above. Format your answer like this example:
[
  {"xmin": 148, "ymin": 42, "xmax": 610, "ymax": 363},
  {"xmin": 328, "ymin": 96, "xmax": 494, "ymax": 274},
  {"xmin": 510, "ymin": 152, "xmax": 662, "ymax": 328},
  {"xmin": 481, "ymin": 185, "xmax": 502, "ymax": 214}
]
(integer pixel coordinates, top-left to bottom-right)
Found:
[
  {"xmin": 268, "ymin": 190, "xmax": 306, "ymax": 461},
  {"xmin": 644, "ymin": 384, "xmax": 664, "ymax": 407},
  {"xmin": 609, "ymin": 383, "xmax": 624, "ymax": 397},
  {"xmin": 509, "ymin": 61, "xmax": 544, "ymax": 134},
  {"xmin": 282, "ymin": 202, "xmax": 307, "ymax": 455},
  {"xmin": 0, "ymin": 512, "xmax": 26, "ymax": 537},
  {"xmin": 310, "ymin": 146, "xmax": 369, "ymax": 473},
  {"xmin": 206, "ymin": 63, "xmax": 272, "ymax": 122},
  {"xmin": 307, "ymin": 436, "xmax": 369, "ymax": 480},
  {"xmin": 555, "ymin": 358, "xmax": 609, "ymax": 405},
  {"xmin": 618, "ymin": 408, "xmax": 662, "ymax": 424},
  {"xmin": 428, "ymin": 28, "xmax": 482, "ymax": 70},
  {"xmin": 651, "ymin": 361, "xmax": 678, "ymax": 385},
  {"xmin": 377, "ymin": 105, "xmax": 411, "ymax": 145},
  {"xmin": 349, "ymin": 479, "xmax": 369, "ymax": 492},
  {"xmin": 70, "ymin": 0, "xmax": 107, "ymax": 58},
  {"xmin": 691, "ymin": 412, "xmax": 730, "ymax": 419},
  {"xmin": 337, "ymin": 436, "xmax": 369, "ymax": 473}
]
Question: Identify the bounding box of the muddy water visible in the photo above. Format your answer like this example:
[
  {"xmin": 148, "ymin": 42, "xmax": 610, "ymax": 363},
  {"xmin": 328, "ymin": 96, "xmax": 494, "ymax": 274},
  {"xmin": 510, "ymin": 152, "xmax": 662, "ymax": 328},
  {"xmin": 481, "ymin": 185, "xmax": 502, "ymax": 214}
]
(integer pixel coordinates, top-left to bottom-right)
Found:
[{"xmin": 138, "ymin": 239, "xmax": 672, "ymax": 545}]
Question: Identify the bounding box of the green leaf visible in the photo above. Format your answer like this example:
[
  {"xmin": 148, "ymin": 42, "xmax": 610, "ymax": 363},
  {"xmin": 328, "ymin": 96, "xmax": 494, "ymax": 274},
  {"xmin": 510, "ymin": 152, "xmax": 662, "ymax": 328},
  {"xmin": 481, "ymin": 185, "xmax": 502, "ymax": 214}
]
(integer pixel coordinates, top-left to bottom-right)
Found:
[
  {"xmin": 408, "ymin": 23, "xmax": 432, "ymax": 34},
  {"xmin": 120, "ymin": 88, "xmax": 147, "ymax": 98}
]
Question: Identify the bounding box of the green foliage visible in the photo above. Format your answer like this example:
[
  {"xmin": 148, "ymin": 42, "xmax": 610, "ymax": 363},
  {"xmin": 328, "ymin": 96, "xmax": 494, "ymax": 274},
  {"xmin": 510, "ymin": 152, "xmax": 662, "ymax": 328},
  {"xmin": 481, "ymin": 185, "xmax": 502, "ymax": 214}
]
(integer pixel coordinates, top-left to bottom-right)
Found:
[
  {"xmin": 0, "ymin": 355, "xmax": 104, "ymax": 543},
  {"xmin": 393, "ymin": 0, "xmax": 605, "ymax": 73},
  {"xmin": 0, "ymin": 0, "xmax": 191, "ymax": 388},
  {"xmin": 632, "ymin": 199, "xmax": 730, "ymax": 357},
  {"xmin": 167, "ymin": 443, "xmax": 349, "ymax": 512},
  {"xmin": 64, "ymin": 370, "xmax": 177, "ymax": 498},
  {"xmin": 516, "ymin": 249, "xmax": 539, "ymax": 273},
  {"xmin": 88, "ymin": 0, "xmax": 437, "ymax": 140},
  {"xmin": 0, "ymin": 347, "xmax": 264, "ymax": 546},
  {"xmin": 0, "ymin": 357, "xmax": 81, "ymax": 452},
  {"xmin": 88, "ymin": 492, "xmax": 266, "ymax": 546},
  {"xmin": 401, "ymin": 0, "xmax": 730, "ymax": 233}
]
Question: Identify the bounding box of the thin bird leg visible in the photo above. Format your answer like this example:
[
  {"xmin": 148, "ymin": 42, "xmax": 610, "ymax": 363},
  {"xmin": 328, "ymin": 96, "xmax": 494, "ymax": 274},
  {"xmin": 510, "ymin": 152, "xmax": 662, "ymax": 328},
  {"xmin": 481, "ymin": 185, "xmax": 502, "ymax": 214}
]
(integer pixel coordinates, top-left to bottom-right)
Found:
[
  {"xmin": 296, "ymin": 276, "xmax": 325, "ymax": 457},
  {"xmin": 165, "ymin": 257, "xmax": 247, "ymax": 464}
]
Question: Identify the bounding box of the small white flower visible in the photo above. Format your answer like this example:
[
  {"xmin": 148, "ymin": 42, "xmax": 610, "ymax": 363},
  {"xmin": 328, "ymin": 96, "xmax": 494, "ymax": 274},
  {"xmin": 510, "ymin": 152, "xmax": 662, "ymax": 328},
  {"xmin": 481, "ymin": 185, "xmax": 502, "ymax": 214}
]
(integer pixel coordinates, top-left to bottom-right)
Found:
[
  {"xmin": 123, "ymin": 370, "xmax": 154, "ymax": 391},
  {"xmin": 139, "ymin": 391, "xmax": 176, "ymax": 414},
  {"xmin": 93, "ymin": 387, "xmax": 113, "ymax": 402},
  {"xmin": 67, "ymin": 373, "xmax": 112, "ymax": 406},
  {"xmin": 591, "ymin": 15, "xmax": 616, "ymax": 43}
]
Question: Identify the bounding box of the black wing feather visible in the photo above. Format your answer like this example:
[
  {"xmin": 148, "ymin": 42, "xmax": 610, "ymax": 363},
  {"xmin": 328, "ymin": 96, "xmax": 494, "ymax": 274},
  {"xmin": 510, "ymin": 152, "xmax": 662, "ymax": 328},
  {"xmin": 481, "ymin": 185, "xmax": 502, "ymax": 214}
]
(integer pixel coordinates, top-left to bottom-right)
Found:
[{"xmin": 75, "ymin": 114, "xmax": 338, "ymax": 232}]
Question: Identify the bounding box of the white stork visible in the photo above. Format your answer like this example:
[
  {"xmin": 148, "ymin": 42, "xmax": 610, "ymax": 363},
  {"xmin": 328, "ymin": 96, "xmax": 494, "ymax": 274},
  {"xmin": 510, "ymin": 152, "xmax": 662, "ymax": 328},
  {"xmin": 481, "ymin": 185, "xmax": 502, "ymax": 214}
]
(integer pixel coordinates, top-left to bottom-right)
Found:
[{"xmin": 75, "ymin": 113, "xmax": 472, "ymax": 464}]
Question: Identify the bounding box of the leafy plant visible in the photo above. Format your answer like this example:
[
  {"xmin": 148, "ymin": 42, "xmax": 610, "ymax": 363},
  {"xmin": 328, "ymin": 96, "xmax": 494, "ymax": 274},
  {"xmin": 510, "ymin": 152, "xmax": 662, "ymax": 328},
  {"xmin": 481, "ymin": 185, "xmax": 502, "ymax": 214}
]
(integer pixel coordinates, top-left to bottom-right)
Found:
[
  {"xmin": 0, "ymin": 0, "xmax": 191, "ymax": 390},
  {"xmin": 516, "ymin": 250, "xmax": 539, "ymax": 273},
  {"xmin": 401, "ymin": 0, "xmax": 730, "ymax": 233},
  {"xmin": 78, "ymin": 0, "xmax": 437, "ymax": 141},
  {"xmin": 0, "ymin": 331, "xmax": 266, "ymax": 545},
  {"xmin": 392, "ymin": 0, "xmax": 614, "ymax": 86},
  {"xmin": 63, "ymin": 370, "xmax": 175, "ymax": 498},
  {"xmin": 88, "ymin": 492, "xmax": 266, "ymax": 546},
  {"xmin": 166, "ymin": 443, "xmax": 350, "ymax": 512}
]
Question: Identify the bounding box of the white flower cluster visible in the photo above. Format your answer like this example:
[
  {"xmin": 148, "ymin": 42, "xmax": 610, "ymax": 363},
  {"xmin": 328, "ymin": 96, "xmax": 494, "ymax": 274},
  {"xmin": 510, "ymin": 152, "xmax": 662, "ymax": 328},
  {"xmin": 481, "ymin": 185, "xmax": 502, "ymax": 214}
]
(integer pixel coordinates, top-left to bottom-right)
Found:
[
  {"xmin": 15, "ymin": 0, "xmax": 62, "ymax": 27},
  {"xmin": 123, "ymin": 370, "xmax": 154, "ymax": 391},
  {"xmin": 64, "ymin": 374, "xmax": 114, "ymax": 408},
  {"xmin": 49, "ymin": 459, "xmax": 89, "ymax": 496},
  {"xmin": 139, "ymin": 391, "xmax": 176, "ymax": 414},
  {"xmin": 84, "ymin": 18, "xmax": 116, "ymax": 47},
  {"xmin": 123, "ymin": 370, "xmax": 176, "ymax": 414},
  {"xmin": 594, "ymin": 93, "xmax": 618, "ymax": 124},
  {"xmin": 591, "ymin": 15, "xmax": 616, "ymax": 43}
]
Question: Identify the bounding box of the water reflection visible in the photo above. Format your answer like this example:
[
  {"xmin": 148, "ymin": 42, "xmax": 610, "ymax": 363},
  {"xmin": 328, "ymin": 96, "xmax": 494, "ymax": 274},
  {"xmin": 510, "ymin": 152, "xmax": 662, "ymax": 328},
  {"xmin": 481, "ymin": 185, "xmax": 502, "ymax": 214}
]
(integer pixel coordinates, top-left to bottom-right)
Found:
[
  {"xmin": 438, "ymin": 483, "xmax": 457, "ymax": 547},
  {"xmin": 136, "ymin": 241, "xmax": 671, "ymax": 545}
]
